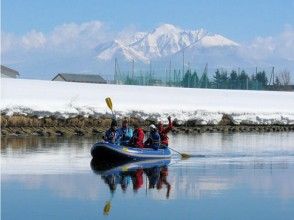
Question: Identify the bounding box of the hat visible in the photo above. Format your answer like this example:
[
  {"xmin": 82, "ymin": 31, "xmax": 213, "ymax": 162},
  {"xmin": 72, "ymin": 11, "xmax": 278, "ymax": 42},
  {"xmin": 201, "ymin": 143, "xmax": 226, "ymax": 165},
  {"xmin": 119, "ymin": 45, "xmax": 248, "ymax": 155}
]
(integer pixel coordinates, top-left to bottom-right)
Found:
[{"xmin": 111, "ymin": 119, "xmax": 117, "ymax": 127}]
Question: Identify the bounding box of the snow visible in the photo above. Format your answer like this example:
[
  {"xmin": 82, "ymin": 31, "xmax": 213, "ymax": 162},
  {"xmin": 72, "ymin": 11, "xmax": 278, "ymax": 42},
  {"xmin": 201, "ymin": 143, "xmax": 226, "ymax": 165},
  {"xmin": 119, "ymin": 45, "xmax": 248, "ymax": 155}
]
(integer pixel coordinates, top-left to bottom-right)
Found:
[
  {"xmin": 1, "ymin": 78, "xmax": 294, "ymax": 124},
  {"xmin": 200, "ymin": 34, "xmax": 239, "ymax": 47}
]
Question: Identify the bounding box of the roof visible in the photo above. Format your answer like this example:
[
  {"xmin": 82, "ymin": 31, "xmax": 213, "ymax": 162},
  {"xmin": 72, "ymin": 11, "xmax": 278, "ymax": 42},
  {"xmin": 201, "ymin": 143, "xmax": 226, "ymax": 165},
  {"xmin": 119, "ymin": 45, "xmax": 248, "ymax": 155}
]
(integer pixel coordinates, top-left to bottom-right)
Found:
[
  {"xmin": 52, "ymin": 73, "xmax": 107, "ymax": 83},
  {"xmin": 1, "ymin": 65, "xmax": 20, "ymax": 76}
]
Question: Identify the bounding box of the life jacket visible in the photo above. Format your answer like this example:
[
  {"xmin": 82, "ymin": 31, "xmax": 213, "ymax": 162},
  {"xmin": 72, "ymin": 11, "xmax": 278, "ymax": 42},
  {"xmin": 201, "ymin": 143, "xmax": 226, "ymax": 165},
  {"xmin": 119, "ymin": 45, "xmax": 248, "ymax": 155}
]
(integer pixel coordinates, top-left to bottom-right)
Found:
[
  {"xmin": 117, "ymin": 127, "xmax": 133, "ymax": 145},
  {"xmin": 130, "ymin": 128, "xmax": 144, "ymax": 148},
  {"xmin": 158, "ymin": 121, "xmax": 173, "ymax": 146},
  {"xmin": 145, "ymin": 131, "xmax": 161, "ymax": 149},
  {"xmin": 105, "ymin": 128, "xmax": 117, "ymax": 144}
]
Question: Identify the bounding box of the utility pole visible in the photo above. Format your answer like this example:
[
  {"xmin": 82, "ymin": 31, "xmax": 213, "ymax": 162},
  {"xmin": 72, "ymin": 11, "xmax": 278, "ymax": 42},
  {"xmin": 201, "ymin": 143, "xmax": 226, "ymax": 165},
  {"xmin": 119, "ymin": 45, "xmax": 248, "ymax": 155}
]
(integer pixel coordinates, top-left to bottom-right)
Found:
[
  {"xmin": 182, "ymin": 50, "xmax": 185, "ymax": 77},
  {"xmin": 187, "ymin": 62, "xmax": 190, "ymax": 87},
  {"xmin": 272, "ymin": 66, "xmax": 275, "ymax": 85},
  {"xmin": 169, "ymin": 59, "xmax": 171, "ymax": 86},
  {"xmin": 204, "ymin": 63, "xmax": 208, "ymax": 88},
  {"xmin": 149, "ymin": 61, "xmax": 152, "ymax": 85},
  {"xmin": 114, "ymin": 58, "xmax": 117, "ymax": 84},
  {"xmin": 165, "ymin": 68, "xmax": 167, "ymax": 86},
  {"xmin": 132, "ymin": 59, "xmax": 135, "ymax": 80}
]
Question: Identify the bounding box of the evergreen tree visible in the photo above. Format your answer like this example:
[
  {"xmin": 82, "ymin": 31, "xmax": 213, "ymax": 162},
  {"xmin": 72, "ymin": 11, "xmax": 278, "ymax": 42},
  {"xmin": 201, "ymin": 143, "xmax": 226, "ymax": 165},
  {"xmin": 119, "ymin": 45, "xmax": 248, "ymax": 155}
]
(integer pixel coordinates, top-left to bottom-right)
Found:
[
  {"xmin": 229, "ymin": 70, "xmax": 238, "ymax": 89},
  {"xmin": 220, "ymin": 71, "xmax": 229, "ymax": 89},
  {"xmin": 238, "ymin": 70, "xmax": 249, "ymax": 89},
  {"xmin": 191, "ymin": 71, "xmax": 199, "ymax": 88},
  {"xmin": 200, "ymin": 72, "xmax": 210, "ymax": 88},
  {"xmin": 213, "ymin": 69, "xmax": 221, "ymax": 89},
  {"xmin": 256, "ymin": 71, "xmax": 268, "ymax": 89},
  {"xmin": 181, "ymin": 70, "xmax": 192, "ymax": 87}
]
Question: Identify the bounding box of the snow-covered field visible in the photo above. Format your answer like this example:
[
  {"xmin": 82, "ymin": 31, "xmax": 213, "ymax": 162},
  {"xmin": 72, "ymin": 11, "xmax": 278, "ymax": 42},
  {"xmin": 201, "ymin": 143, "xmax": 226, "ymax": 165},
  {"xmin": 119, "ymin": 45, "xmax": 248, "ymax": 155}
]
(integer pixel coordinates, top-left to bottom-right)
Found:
[{"xmin": 1, "ymin": 78, "xmax": 294, "ymax": 124}]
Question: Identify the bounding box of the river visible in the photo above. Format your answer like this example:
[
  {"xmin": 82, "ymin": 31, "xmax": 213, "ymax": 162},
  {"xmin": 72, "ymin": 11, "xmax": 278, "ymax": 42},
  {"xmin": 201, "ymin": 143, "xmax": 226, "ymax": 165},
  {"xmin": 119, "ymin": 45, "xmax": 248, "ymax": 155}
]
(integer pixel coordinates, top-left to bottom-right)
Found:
[{"xmin": 1, "ymin": 132, "xmax": 294, "ymax": 220}]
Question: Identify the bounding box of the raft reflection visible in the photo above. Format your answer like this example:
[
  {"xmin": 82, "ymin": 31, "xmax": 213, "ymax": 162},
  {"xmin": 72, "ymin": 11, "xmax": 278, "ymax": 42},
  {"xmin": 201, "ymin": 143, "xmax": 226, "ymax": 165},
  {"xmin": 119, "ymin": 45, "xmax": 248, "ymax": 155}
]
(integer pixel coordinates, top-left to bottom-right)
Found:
[{"xmin": 91, "ymin": 159, "xmax": 172, "ymax": 198}]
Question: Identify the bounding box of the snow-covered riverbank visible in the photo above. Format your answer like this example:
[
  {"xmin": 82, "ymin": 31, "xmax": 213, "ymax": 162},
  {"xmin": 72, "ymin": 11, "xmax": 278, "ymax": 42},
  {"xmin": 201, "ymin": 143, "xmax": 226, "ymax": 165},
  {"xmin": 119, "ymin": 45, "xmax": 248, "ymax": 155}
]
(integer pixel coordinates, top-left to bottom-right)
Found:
[{"xmin": 1, "ymin": 78, "xmax": 294, "ymax": 124}]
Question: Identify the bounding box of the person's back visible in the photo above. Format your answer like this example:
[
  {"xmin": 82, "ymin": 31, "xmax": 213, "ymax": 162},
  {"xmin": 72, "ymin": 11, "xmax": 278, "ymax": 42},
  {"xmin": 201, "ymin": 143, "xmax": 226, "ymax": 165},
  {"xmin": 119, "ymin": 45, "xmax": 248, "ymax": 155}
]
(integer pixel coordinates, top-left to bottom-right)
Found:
[
  {"xmin": 129, "ymin": 122, "xmax": 144, "ymax": 148},
  {"xmin": 144, "ymin": 124, "xmax": 161, "ymax": 150}
]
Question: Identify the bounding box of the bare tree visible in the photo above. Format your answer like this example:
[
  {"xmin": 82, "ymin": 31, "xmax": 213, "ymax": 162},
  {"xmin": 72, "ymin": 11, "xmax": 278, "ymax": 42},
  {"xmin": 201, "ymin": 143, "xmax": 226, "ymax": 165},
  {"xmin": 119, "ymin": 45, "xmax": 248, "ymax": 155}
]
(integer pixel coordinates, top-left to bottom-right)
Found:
[{"xmin": 278, "ymin": 70, "xmax": 291, "ymax": 85}]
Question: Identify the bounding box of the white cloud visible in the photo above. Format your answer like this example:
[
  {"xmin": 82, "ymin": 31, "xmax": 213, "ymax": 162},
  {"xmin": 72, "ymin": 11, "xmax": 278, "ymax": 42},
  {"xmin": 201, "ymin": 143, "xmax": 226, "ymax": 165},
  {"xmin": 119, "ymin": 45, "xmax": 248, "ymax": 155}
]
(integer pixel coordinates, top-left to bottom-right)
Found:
[
  {"xmin": 1, "ymin": 20, "xmax": 107, "ymax": 53},
  {"xmin": 276, "ymin": 25, "xmax": 294, "ymax": 61},
  {"xmin": 21, "ymin": 30, "xmax": 46, "ymax": 49},
  {"xmin": 1, "ymin": 32, "xmax": 19, "ymax": 53},
  {"xmin": 49, "ymin": 21, "xmax": 106, "ymax": 49},
  {"xmin": 243, "ymin": 25, "xmax": 294, "ymax": 62}
]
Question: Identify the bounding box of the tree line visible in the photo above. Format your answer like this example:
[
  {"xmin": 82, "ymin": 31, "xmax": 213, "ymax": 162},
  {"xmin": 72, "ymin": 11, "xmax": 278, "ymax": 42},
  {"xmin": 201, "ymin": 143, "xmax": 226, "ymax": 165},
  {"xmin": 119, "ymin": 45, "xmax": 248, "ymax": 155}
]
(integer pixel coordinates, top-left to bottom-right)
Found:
[{"xmin": 179, "ymin": 69, "xmax": 269, "ymax": 90}]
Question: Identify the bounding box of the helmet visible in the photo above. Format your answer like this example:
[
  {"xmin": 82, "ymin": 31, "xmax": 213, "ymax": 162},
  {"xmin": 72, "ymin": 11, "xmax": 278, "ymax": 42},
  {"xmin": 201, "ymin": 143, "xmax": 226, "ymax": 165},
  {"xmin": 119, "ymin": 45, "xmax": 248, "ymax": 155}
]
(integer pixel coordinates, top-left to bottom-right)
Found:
[{"xmin": 149, "ymin": 124, "xmax": 157, "ymax": 130}]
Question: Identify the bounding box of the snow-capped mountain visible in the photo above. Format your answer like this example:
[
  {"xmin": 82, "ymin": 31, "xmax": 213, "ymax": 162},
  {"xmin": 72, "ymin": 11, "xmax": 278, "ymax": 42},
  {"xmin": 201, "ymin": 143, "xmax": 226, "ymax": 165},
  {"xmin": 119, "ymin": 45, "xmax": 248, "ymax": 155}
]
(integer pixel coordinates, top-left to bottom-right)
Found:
[{"xmin": 95, "ymin": 24, "xmax": 239, "ymax": 63}]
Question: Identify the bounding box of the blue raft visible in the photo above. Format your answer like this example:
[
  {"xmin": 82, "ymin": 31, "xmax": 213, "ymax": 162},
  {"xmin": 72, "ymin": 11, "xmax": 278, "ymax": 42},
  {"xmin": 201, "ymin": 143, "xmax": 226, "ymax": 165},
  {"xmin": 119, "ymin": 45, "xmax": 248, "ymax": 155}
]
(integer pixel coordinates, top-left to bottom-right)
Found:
[{"xmin": 91, "ymin": 142, "xmax": 172, "ymax": 161}]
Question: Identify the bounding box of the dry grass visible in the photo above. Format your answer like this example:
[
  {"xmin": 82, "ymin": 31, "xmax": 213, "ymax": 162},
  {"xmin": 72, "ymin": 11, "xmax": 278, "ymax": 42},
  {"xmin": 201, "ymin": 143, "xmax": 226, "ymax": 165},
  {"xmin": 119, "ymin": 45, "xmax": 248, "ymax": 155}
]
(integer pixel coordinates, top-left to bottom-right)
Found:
[{"xmin": 1, "ymin": 114, "xmax": 115, "ymax": 128}]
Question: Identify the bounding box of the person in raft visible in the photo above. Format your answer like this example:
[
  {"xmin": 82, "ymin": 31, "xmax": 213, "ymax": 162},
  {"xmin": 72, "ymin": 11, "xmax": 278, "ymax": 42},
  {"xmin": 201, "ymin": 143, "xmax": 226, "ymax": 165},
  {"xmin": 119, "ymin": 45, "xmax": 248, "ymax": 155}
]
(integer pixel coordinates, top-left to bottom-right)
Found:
[
  {"xmin": 128, "ymin": 122, "xmax": 144, "ymax": 148},
  {"xmin": 117, "ymin": 118, "xmax": 133, "ymax": 146},
  {"xmin": 157, "ymin": 116, "xmax": 173, "ymax": 148},
  {"xmin": 104, "ymin": 119, "xmax": 118, "ymax": 144},
  {"xmin": 144, "ymin": 124, "xmax": 161, "ymax": 150}
]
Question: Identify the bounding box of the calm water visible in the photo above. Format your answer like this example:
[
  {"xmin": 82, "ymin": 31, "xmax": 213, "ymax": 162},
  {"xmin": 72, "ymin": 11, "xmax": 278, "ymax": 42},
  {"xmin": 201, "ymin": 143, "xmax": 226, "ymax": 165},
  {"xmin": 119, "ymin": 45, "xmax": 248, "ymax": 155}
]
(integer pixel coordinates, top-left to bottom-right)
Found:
[{"xmin": 1, "ymin": 133, "xmax": 294, "ymax": 220}]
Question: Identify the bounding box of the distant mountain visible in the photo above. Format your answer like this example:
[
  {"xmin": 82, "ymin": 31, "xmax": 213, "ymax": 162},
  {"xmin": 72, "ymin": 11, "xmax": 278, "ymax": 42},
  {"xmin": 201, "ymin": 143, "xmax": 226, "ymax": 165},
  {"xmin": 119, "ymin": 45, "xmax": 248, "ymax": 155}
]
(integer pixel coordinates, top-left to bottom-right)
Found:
[
  {"xmin": 94, "ymin": 24, "xmax": 294, "ymax": 75},
  {"xmin": 95, "ymin": 24, "xmax": 240, "ymax": 64}
]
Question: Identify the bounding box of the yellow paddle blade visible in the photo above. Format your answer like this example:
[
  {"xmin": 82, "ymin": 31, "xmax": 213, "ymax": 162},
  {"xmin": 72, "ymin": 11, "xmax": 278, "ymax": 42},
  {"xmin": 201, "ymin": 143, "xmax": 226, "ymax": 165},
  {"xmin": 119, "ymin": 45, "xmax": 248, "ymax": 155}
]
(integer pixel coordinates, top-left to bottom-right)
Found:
[
  {"xmin": 103, "ymin": 201, "xmax": 112, "ymax": 216},
  {"xmin": 105, "ymin": 97, "xmax": 113, "ymax": 111}
]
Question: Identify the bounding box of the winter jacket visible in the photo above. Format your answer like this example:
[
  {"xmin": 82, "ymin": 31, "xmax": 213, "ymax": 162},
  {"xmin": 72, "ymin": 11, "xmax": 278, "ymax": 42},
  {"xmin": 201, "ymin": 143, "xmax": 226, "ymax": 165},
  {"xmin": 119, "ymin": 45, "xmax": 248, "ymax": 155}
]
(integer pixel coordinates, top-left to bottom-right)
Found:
[
  {"xmin": 104, "ymin": 128, "xmax": 118, "ymax": 144},
  {"xmin": 129, "ymin": 128, "xmax": 144, "ymax": 148},
  {"xmin": 117, "ymin": 127, "xmax": 133, "ymax": 146},
  {"xmin": 144, "ymin": 130, "xmax": 161, "ymax": 150},
  {"xmin": 158, "ymin": 119, "xmax": 173, "ymax": 146}
]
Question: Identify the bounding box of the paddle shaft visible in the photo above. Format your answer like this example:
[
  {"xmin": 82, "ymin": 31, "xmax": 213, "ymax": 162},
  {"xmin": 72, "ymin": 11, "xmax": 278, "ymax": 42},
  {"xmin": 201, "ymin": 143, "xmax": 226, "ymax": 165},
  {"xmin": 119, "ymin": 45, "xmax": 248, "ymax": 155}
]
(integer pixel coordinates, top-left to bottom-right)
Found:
[{"xmin": 169, "ymin": 146, "xmax": 189, "ymax": 158}]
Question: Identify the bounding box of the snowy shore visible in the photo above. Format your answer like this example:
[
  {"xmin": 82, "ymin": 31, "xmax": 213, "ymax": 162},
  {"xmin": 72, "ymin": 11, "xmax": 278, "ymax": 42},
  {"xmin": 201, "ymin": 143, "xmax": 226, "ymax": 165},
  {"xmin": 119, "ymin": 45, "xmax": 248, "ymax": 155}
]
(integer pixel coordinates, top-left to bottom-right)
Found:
[{"xmin": 1, "ymin": 78, "xmax": 294, "ymax": 125}]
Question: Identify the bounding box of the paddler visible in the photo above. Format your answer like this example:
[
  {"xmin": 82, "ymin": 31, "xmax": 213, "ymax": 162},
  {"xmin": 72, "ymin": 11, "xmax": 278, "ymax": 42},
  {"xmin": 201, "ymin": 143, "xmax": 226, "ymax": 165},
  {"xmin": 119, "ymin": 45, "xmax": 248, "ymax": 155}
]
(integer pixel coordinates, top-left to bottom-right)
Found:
[
  {"xmin": 103, "ymin": 119, "xmax": 118, "ymax": 144},
  {"xmin": 117, "ymin": 118, "xmax": 133, "ymax": 146},
  {"xmin": 144, "ymin": 124, "xmax": 161, "ymax": 150},
  {"xmin": 157, "ymin": 116, "xmax": 173, "ymax": 148},
  {"xmin": 129, "ymin": 121, "xmax": 144, "ymax": 148}
]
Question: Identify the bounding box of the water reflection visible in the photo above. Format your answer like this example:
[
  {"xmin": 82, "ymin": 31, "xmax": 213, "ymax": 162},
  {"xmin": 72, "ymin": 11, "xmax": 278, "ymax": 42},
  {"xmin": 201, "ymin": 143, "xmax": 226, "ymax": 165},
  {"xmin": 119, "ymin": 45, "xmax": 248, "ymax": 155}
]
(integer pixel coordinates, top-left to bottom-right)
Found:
[
  {"xmin": 90, "ymin": 159, "xmax": 172, "ymax": 215},
  {"xmin": 91, "ymin": 159, "xmax": 171, "ymax": 196}
]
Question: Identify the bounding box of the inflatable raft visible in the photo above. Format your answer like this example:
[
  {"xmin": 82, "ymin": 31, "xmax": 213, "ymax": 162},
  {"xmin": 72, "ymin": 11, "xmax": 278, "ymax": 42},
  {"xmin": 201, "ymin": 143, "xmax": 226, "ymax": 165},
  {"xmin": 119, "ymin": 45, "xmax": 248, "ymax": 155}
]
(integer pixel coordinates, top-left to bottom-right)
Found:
[{"xmin": 91, "ymin": 142, "xmax": 172, "ymax": 161}]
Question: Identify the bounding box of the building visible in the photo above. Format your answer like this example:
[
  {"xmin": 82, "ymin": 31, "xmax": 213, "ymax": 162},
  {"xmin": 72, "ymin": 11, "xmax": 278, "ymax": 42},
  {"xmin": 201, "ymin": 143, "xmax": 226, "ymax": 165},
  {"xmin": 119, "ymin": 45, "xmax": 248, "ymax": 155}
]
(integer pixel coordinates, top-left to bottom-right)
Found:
[
  {"xmin": 52, "ymin": 73, "xmax": 107, "ymax": 84},
  {"xmin": 1, "ymin": 65, "xmax": 20, "ymax": 78}
]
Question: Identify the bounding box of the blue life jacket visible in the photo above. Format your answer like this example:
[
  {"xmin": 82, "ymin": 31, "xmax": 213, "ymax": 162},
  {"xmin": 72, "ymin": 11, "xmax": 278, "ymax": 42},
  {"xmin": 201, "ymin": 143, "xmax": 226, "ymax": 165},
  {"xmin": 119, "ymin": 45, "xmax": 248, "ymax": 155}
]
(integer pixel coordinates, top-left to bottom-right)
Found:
[
  {"xmin": 145, "ymin": 131, "xmax": 161, "ymax": 150},
  {"xmin": 117, "ymin": 127, "xmax": 133, "ymax": 146}
]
